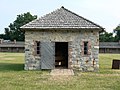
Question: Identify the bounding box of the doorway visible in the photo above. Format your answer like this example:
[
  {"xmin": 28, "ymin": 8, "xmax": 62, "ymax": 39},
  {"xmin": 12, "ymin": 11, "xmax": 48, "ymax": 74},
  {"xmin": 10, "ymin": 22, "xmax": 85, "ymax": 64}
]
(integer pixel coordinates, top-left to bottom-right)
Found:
[{"xmin": 55, "ymin": 42, "xmax": 68, "ymax": 68}]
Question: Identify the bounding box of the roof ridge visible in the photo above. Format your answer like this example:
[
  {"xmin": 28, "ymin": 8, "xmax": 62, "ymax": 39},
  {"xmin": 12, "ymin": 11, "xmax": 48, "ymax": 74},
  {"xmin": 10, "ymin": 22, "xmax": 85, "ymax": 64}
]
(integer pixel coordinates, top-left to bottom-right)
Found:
[
  {"xmin": 21, "ymin": 6, "xmax": 104, "ymax": 31},
  {"xmin": 21, "ymin": 8, "xmax": 60, "ymax": 28},
  {"xmin": 39, "ymin": 8, "xmax": 60, "ymax": 19},
  {"xmin": 61, "ymin": 6, "xmax": 104, "ymax": 30}
]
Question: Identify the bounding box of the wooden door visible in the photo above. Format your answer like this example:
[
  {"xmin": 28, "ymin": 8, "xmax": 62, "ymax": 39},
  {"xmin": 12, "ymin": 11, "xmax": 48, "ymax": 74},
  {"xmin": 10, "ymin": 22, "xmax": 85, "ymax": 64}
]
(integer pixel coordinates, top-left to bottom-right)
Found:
[{"xmin": 41, "ymin": 42, "xmax": 55, "ymax": 69}]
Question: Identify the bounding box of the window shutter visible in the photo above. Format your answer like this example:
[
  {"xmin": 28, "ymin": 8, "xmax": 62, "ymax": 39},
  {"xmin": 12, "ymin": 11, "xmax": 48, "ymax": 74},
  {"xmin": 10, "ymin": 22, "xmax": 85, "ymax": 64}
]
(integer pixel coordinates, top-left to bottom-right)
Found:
[{"xmin": 88, "ymin": 41, "xmax": 91, "ymax": 55}]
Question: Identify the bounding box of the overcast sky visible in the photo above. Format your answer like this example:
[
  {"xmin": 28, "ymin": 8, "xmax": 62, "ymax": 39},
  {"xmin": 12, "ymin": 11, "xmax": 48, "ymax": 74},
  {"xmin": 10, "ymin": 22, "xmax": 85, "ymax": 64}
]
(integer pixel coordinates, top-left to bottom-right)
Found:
[{"xmin": 0, "ymin": 0, "xmax": 120, "ymax": 34}]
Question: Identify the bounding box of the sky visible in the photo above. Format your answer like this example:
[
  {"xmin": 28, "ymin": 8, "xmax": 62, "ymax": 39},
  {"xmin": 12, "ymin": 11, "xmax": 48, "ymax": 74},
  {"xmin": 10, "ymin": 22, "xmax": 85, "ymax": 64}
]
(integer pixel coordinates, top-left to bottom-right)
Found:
[{"xmin": 0, "ymin": 0, "xmax": 120, "ymax": 34}]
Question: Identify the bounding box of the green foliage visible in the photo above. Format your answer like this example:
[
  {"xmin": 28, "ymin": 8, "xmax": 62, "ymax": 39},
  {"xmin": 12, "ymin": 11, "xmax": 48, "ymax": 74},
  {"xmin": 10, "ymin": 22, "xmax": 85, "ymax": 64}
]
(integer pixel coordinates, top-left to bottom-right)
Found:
[
  {"xmin": 99, "ymin": 31, "xmax": 115, "ymax": 42},
  {"xmin": 114, "ymin": 25, "xmax": 120, "ymax": 41},
  {"xmin": 4, "ymin": 28, "xmax": 10, "ymax": 40},
  {"xmin": 0, "ymin": 34, "xmax": 5, "ymax": 39},
  {"xmin": 1, "ymin": 12, "xmax": 37, "ymax": 41},
  {"xmin": 99, "ymin": 24, "xmax": 120, "ymax": 42}
]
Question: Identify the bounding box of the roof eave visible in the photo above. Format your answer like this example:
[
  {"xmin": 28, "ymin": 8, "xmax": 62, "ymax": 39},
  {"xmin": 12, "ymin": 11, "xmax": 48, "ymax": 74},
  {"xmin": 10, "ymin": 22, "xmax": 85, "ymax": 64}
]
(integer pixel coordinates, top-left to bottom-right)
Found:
[{"xmin": 21, "ymin": 27, "xmax": 104, "ymax": 32}]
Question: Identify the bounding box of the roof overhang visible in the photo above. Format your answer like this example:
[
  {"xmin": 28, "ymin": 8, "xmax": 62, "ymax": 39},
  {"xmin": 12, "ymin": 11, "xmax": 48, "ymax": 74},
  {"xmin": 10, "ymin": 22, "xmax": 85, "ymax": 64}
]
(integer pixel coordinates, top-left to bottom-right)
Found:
[{"xmin": 21, "ymin": 27, "xmax": 104, "ymax": 32}]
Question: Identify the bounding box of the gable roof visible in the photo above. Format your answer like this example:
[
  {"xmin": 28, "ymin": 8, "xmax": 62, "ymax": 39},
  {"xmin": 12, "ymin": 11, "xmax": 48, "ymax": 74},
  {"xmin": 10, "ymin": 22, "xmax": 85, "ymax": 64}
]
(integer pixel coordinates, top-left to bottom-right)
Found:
[{"xmin": 21, "ymin": 6, "xmax": 104, "ymax": 31}]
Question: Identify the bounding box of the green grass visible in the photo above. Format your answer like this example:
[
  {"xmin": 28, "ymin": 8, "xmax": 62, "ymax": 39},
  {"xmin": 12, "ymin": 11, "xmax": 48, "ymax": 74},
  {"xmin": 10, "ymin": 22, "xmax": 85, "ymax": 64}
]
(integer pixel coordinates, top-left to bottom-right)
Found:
[{"xmin": 0, "ymin": 53, "xmax": 120, "ymax": 90}]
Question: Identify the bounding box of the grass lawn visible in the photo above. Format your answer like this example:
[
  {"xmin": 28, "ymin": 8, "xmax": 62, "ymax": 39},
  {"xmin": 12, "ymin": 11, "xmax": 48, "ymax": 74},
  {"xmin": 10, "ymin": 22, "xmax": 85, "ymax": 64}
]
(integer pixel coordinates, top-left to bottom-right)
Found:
[{"xmin": 0, "ymin": 53, "xmax": 120, "ymax": 90}]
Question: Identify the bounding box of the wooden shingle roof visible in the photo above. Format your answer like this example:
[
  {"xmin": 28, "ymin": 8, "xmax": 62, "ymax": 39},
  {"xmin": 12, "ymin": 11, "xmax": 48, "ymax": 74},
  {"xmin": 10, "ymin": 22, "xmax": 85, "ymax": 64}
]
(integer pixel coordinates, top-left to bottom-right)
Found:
[
  {"xmin": 0, "ymin": 42, "xmax": 24, "ymax": 48},
  {"xmin": 21, "ymin": 6, "xmax": 104, "ymax": 31},
  {"xmin": 99, "ymin": 42, "xmax": 120, "ymax": 48}
]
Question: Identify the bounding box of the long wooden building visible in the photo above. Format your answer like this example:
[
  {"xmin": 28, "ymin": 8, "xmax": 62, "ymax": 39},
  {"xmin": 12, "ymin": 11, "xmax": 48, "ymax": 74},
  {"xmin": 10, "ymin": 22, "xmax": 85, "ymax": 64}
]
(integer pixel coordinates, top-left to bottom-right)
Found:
[
  {"xmin": 99, "ymin": 42, "xmax": 120, "ymax": 53},
  {"xmin": 0, "ymin": 39, "xmax": 24, "ymax": 52}
]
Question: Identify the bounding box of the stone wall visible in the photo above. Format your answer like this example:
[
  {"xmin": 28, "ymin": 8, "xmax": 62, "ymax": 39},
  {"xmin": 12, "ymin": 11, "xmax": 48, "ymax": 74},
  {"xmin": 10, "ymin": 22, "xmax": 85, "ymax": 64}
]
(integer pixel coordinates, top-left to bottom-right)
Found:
[{"xmin": 25, "ymin": 29, "xmax": 99, "ymax": 71}]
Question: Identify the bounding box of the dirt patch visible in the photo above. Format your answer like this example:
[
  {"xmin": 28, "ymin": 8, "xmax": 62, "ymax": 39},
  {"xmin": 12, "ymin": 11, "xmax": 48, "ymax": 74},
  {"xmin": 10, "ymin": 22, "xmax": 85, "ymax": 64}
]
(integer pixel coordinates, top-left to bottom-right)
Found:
[
  {"xmin": 50, "ymin": 69, "xmax": 74, "ymax": 75},
  {"xmin": 49, "ymin": 75, "xmax": 73, "ymax": 82}
]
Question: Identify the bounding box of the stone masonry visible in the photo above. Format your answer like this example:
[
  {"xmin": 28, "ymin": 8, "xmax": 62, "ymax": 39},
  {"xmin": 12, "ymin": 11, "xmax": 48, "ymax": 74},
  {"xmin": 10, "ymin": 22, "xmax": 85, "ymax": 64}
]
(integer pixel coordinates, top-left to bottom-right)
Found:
[{"xmin": 24, "ymin": 29, "xmax": 99, "ymax": 71}]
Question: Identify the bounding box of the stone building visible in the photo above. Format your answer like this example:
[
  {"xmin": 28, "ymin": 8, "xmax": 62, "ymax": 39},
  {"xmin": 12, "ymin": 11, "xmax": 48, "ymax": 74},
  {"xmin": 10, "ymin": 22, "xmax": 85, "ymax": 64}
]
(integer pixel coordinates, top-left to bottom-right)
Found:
[{"xmin": 21, "ymin": 6, "xmax": 104, "ymax": 71}]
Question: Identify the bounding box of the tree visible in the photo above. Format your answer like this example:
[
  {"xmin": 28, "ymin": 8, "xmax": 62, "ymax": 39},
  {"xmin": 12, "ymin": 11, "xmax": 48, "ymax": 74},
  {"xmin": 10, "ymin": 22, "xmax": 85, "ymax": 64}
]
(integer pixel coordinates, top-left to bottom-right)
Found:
[
  {"xmin": 0, "ymin": 34, "xmax": 5, "ymax": 39},
  {"xmin": 5, "ymin": 12, "xmax": 37, "ymax": 41},
  {"xmin": 99, "ymin": 31, "xmax": 115, "ymax": 42},
  {"xmin": 4, "ymin": 28, "xmax": 10, "ymax": 40},
  {"xmin": 114, "ymin": 25, "xmax": 120, "ymax": 42}
]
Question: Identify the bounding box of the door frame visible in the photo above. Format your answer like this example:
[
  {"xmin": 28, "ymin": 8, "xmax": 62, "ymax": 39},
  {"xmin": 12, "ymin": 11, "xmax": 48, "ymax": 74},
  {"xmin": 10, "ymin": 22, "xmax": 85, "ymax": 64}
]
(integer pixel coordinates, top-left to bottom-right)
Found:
[{"xmin": 55, "ymin": 42, "xmax": 68, "ymax": 68}]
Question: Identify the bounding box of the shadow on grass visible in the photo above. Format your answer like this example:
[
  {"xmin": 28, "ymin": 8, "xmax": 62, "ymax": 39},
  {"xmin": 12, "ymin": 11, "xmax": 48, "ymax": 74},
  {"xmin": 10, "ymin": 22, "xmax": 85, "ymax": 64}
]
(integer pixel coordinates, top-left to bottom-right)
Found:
[{"xmin": 0, "ymin": 63, "xmax": 24, "ymax": 71}]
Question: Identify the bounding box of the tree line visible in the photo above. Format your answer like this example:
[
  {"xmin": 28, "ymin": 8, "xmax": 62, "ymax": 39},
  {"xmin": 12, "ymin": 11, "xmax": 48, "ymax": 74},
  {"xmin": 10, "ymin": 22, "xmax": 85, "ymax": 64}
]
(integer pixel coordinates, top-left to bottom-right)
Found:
[
  {"xmin": 0, "ymin": 12, "xmax": 120, "ymax": 42},
  {"xmin": 100, "ymin": 27, "xmax": 120, "ymax": 42},
  {"xmin": 0, "ymin": 12, "xmax": 37, "ymax": 41}
]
